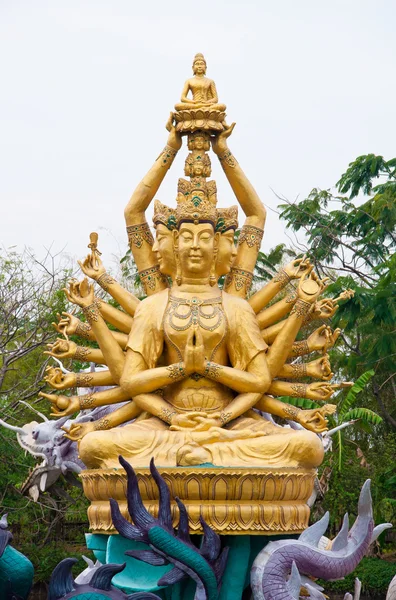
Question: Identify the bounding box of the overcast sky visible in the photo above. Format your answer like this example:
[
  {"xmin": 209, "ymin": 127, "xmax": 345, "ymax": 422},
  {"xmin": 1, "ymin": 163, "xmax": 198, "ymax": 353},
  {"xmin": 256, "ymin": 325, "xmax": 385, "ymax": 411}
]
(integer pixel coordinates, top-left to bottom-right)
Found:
[{"xmin": 1, "ymin": 0, "xmax": 395, "ymax": 272}]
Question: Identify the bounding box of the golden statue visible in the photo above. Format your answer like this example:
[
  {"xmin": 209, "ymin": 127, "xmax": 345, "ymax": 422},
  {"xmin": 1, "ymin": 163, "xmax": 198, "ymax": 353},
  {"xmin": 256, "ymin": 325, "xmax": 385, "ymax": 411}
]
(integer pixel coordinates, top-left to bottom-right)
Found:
[
  {"xmin": 173, "ymin": 54, "xmax": 227, "ymax": 132},
  {"xmin": 175, "ymin": 53, "xmax": 226, "ymax": 112},
  {"xmin": 39, "ymin": 58, "xmax": 355, "ymax": 534}
]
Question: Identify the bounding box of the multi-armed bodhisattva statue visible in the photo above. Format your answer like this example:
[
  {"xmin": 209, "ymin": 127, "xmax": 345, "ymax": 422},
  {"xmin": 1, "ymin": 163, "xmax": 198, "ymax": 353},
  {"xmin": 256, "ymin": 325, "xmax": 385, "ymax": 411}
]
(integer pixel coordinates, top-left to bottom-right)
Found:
[{"xmin": 40, "ymin": 53, "xmax": 354, "ymax": 472}]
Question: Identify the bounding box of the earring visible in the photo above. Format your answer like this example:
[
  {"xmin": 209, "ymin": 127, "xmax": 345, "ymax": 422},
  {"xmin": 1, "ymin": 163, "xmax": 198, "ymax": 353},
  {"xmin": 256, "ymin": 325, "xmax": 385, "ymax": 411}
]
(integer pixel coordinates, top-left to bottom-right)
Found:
[
  {"xmin": 175, "ymin": 251, "xmax": 182, "ymax": 286},
  {"xmin": 209, "ymin": 251, "xmax": 218, "ymax": 287}
]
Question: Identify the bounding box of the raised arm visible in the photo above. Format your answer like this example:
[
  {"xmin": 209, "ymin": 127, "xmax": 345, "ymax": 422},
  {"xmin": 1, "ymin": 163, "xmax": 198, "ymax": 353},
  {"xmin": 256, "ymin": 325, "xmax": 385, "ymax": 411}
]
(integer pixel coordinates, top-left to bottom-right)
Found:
[
  {"xmin": 266, "ymin": 272, "xmax": 328, "ymax": 377},
  {"xmin": 79, "ymin": 253, "xmax": 139, "ymax": 317},
  {"xmin": 256, "ymin": 291, "xmax": 297, "ymax": 328},
  {"xmin": 53, "ymin": 312, "xmax": 128, "ymax": 348},
  {"xmin": 63, "ymin": 279, "xmax": 126, "ymax": 382},
  {"xmin": 212, "ymin": 125, "xmax": 266, "ymax": 297},
  {"xmin": 124, "ymin": 120, "xmax": 182, "ymax": 295},
  {"xmin": 249, "ymin": 258, "xmax": 311, "ymax": 314}
]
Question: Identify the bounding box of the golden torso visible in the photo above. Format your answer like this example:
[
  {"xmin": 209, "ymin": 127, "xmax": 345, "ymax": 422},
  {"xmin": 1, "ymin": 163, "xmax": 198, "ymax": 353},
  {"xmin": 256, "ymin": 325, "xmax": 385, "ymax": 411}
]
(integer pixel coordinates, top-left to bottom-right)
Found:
[
  {"xmin": 186, "ymin": 76, "xmax": 215, "ymax": 104},
  {"xmin": 163, "ymin": 290, "xmax": 233, "ymax": 412}
]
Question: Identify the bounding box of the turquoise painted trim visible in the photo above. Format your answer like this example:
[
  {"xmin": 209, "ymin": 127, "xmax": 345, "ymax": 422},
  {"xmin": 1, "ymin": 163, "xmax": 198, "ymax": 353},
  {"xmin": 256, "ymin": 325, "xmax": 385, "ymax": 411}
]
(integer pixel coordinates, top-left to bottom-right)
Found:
[{"xmin": 107, "ymin": 533, "xmax": 171, "ymax": 594}]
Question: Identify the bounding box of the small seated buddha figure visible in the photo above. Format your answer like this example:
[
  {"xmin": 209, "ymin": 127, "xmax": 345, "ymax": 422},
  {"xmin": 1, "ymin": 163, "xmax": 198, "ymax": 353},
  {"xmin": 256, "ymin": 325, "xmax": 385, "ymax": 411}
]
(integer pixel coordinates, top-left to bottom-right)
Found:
[{"xmin": 175, "ymin": 53, "xmax": 227, "ymax": 112}]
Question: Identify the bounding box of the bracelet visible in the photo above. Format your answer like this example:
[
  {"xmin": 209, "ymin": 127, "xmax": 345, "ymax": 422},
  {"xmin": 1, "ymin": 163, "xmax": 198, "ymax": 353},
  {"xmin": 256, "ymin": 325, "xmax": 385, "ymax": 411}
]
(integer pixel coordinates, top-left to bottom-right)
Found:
[
  {"xmin": 224, "ymin": 267, "xmax": 254, "ymax": 295},
  {"xmin": 238, "ymin": 225, "xmax": 264, "ymax": 250},
  {"xmin": 157, "ymin": 144, "xmax": 178, "ymax": 167},
  {"xmin": 204, "ymin": 361, "xmax": 222, "ymax": 379},
  {"xmin": 73, "ymin": 345, "xmax": 91, "ymax": 361},
  {"xmin": 166, "ymin": 362, "xmax": 186, "ymax": 380},
  {"xmin": 139, "ymin": 264, "xmax": 169, "ymax": 295},
  {"xmin": 273, "ymin": 268, "xmax": 291, "ymax": 289},
  {"xmin": 93, "ymin": 418, "xmax": 110, "ymax": 431},
  {"xmin": 76, "ymin": 373, "xmax": 94, "ymax": 386},
  {"xmin": 75, "ymin": 321, "xmax": 92, "ymax": 340},
  {"xmin": 285, "ymin": 291, "xmax": 297, "ymax": 304},
  {"xmin": 126, "ymin": 223, "xmax": 154, "ymax": 248},
  {"xmin": 79, "ymin": 393, "xmax": 96, "ymax": 409},
  {"xmin": 218, "ymin": 149, "xmax": 237, "ymax": 168},
  {"xmin": 290, "ymin": 299, "xmax": 312, "ymax": 319},
  {"xmin": 290, "ymin": 383, "xmax": 308, "ymax": 398},
  {"xmin": 291, "ymin": 340, "xmax": 310, "ymax": 357},
  {"xmin": 159, "ymin": 407, "xmax": 178, "ymax": 425},
  {"xmin": 96, "ymin": 272, "xmax": 116, "ymax": 292},
  {"xmin": 219, "ymin": 410, "xmax": 232, "ymax": 425},
  {"xmin": 291, "ymin": 362, "xmax": 307, "ymax": 378},
  {"xmin": 283, "ymin": 405, "xmax": 301, "ymax": 419},
  {"xmin": 82, "ymin": 299, "xmax": 101, "ymax": 324}
]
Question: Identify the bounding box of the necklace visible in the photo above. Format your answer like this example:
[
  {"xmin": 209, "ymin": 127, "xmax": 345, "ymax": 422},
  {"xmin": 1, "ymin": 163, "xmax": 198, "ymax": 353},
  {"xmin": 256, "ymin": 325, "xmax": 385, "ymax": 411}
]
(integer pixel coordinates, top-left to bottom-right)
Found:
[{"xmin": 168, "ymin": 295, "xmax": 223, "ymax": 332}]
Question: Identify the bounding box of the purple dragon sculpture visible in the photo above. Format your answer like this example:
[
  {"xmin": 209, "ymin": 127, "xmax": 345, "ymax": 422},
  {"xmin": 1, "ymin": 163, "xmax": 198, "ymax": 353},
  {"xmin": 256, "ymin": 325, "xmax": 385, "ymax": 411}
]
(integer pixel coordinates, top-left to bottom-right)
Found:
[
  {"xmin": 110, "ymin": 456, "xmax": 229, "ymax": 600},
  {"xmin": 250, "ymin": 479, "xmax": 392, "ymax": 600}
]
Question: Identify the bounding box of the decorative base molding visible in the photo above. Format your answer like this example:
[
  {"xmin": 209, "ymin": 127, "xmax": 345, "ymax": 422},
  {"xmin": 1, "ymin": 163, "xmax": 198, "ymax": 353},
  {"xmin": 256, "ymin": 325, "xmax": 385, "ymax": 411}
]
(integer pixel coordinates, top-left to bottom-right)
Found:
[{"xmin": 81, "ymin": 466, "xmax": 316, "ymax": 535}]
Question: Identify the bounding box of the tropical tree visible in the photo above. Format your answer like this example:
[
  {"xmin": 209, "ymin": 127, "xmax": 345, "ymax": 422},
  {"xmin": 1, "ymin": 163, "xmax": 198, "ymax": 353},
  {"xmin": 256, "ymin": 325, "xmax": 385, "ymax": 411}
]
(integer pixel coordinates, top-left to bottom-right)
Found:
[{"xmin": 276, "ymin": 154, "xmax": 396, "ymax": 429}]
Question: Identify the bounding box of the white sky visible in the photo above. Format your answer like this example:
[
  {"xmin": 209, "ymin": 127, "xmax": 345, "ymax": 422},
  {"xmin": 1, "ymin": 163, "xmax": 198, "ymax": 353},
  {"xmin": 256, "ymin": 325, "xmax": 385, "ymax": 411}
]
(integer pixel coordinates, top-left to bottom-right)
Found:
[{"xmin": 1, "ymin": 0, "xmax": 395, "ymax": 272}]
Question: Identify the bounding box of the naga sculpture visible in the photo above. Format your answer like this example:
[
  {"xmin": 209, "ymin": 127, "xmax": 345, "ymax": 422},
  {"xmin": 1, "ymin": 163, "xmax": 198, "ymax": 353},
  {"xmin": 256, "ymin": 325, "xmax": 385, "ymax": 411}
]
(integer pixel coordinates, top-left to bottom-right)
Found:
[{"xmin": 250, "ymin": 480, "xmax": 392, "ymax": 599}]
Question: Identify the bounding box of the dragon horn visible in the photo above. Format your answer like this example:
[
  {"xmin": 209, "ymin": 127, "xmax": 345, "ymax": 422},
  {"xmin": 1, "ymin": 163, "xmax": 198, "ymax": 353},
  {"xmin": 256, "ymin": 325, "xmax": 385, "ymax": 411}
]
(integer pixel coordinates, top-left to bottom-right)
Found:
[
  {"xmin": 199, "ymin": 516, "xmax": 221, "ymax": 561},
  {"xmin": 287, "ymin": 562, "xmax": 302, "ymax": 599},
  {"xmin": 89, "ymin": 563, "xmax": 126, "ymax": 590},
  {"xmin": 19, "ymin": 400, "xmax": 48, "ymax": 421},
  {"xmin": 175, "ymin": 497, "xmax": 193, "ymax": 546},
  {"xmin": 150, "ymin": 458, "xmax": 173, "ymax": 531},
  {"xmin": 0, "ymin": 418, "xmax": 25, "ymax": 435},
  {"xmin": 299, "ymin": 511, "xmax": 330, "ymax": 547},
  {"xmin": 109, "ymin": 498, "xmax": 148, "ymax": 543},
  {"xmin": 48, "ymin": 558, "xmax": 77, "ymax": 600},
  {"xmin": 332, "ymin": 513, "xmax": 349, "ymax": 552},
  {"xmin": 119, "ymin": 456, "xmax": 155, "ymax": 529}
]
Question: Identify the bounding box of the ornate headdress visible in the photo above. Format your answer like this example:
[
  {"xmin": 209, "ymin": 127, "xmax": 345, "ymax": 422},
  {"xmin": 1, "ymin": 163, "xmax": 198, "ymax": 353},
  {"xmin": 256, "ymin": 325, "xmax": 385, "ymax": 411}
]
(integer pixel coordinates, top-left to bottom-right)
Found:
[
  {"xmin": 184, "ymin": 152, "xmax": 211, "ymax": 177},
  {"xmin": 192, "ymin": 52, "xmax": 207, "ymax": 67},
  {"xmin": 216, "ymin": 206, "xmax": 239, "ymax": 232},
  {"xmin": 176, "ymin": 178, "xmax": 218, "ymax": 227},
  {"xmin": 153, "ymin": 200, "xmax": 177, "ymax": 230}
]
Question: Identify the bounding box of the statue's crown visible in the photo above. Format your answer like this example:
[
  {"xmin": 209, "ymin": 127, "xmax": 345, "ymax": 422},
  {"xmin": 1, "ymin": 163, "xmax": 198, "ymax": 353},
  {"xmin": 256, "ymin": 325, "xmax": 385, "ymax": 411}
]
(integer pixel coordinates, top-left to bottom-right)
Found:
[
  {"xmin": 153, "ymin": 200, "xmax": 177, "ymax": 230},
  {"xmin": 193, "ymin": 52, "xmax": 206, "ymax": 65},
  {"xmin": 216, "ymin": 206, "xmax": 239, "ymax": 232},
  {"xmin": 176, "ymin": 177, "xmax": 218, "ymax": 227}
]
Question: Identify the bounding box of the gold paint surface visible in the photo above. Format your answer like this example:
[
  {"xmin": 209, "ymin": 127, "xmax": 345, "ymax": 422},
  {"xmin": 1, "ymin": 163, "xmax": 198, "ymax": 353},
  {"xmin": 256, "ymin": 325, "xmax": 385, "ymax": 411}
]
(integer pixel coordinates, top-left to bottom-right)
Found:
[{"xmin": 81, "ymin": 466, "xmax": 316, "ymax": 535}]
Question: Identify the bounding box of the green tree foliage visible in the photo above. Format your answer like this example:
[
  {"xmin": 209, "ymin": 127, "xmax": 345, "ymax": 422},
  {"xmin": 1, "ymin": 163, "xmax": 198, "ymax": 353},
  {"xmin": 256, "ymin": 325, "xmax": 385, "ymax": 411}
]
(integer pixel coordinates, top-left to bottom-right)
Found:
[
  {"xmin": 0, "ymin": 248, "xmax": 90, "ymax": 583},
  {"xmin": 278, "ymin": 154, "xmax": 396, "ymax": 430}
]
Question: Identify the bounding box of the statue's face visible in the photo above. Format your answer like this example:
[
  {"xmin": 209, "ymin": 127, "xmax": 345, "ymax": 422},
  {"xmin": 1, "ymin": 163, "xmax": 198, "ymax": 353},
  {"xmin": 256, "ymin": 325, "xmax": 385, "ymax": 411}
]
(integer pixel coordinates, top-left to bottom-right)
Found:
[
  {"xmin": 216, "ymin": 230, "xmax": 237, "ymax": 277},
  {"xmin": 153, "ymin": 224, "xmax": 176, "ymax": 277},
  {"xmin": 192, "ymin": 163, "xmax": 204, "ymax": 176},
  {"xmin": 176, "ymin": 222, "xmax": 217, "ymax": 278},
  {"xmin": 193, "ymin": 59, "xmax": 206, "ymax": 75},
  {"xmin": 193, "ymin": 136, "xmax": 205, "ymax": 150}
]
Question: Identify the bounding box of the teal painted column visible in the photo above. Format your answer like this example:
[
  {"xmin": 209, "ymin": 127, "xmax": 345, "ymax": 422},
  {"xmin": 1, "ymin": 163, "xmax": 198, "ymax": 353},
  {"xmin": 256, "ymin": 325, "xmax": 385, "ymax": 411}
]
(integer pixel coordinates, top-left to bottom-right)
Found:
[{"xmin": 219, "ymin": 536, "xmax": 251, "ymax": 600}]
